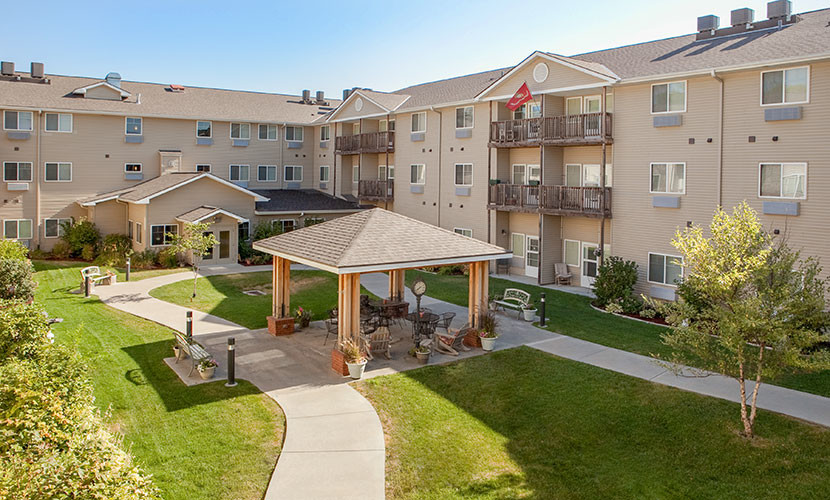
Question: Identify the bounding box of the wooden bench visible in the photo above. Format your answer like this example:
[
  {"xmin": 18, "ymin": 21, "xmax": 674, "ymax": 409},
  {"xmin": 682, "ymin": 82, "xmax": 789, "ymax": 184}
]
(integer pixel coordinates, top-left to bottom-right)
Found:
[
  {"xmin": 492, "ymin": 288, "xmax": 531, "ymax": 318},
  {"xmin": 173, "ymin": 330, "xmax": 213, "ymax": 376}
]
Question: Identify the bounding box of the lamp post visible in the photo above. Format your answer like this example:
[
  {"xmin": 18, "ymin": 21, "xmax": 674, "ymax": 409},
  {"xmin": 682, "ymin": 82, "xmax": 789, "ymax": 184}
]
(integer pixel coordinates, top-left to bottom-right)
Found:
[
  {"xmin": 225, "ymin": 337, "xmax": 237, "ymax": 387},
  {"xmin": 186, "ymin": 311, "xmax": 193, "ymax": 342},
  {"xmin": 125, "ymin": 256, "xmax": 131, "ymax": 282},
  {"xmin": 539, "ymin": 293, "xmax": 546, "ymax": 327}
]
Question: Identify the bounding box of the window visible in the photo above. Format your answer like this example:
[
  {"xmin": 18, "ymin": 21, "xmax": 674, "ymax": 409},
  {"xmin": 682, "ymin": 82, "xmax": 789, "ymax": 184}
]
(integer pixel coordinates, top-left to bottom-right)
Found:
[
  {"xmin": 566, "ymin": 97, "xmax": 582, "ymax": 116},
  {"xmin": 284, "ymin": 165, "xmax": 303, "ymax": 182},
  {"xmin": 759, "ymin": 163, "xmax": 806, "ymax": 199},
  {"xmin": 305, "ymin": 217, "xmax": 325, "ymax": 226},
  {"xmin": 259, "ymin": 124, "xmax": 278, "ymax": 140},
  {"xmin": 380, "ymin": 119, "xmax": 395, "ymax": 132},
  {"xmin": 230, "ymin": 123, "xmax": 250, "ymax": 140},
  {"xmin": 125, "ymin": 163, "xmax": 142, "ymax": 173},
  {"xmin": 3, "ymin": 219, "xmax": 32, "ymax": 240},
  {"xmin": 454, "ymin": 228, "xmax": 472, "ymax": 238},
  {"xmin": 150, "ymin": 224, "xmax": 178, "ymax": 246},
  {"xmin": 514, "ymin": 102, "xmax": 541, "ymax": 119},
  {"xmin": 4, "ymin": 162, "xmax": 33, "ymax": 182},
  {"xmin": 511, "ymin": 164, "xmax": 526, "ymax": 185},
  {"xmin": 128, "ymin": 220, "xmax": 134, "ymax": 240},
  {"xmin": 285, "ymin": 126, "xmax": 303, "ymax": 142},
  {"xmin": 353, "ymin": 165, "xmax": 360, "ymax": 183},
  {"xmin": 650, "ymin": 163, "xmax": 685, "ymax": 194},
  {"xmin": 45, "ymin": 113, "xmax": 72, "ymax": 132},
  {"xmin": 761, "ymin": 67, "xmax": 809, "ymax": 105},
  {"xmin": 411, "ymin": 112, "xmax": 426, "ymax": 133},
  {"xmin": 320, "ymin": 125, "xmax": 330, "ymax": 141},
  {"xmin": 410, "ymin": 164, "xmax": 425, "ymax": 184},
  {"xmin": 238, "ymin": 221, "xmax": 250, "ymax": 242},
  {"xmin": 511, "ymin": 233, "xmax": 525, "ymax": 258},
  {"xmin": 564, "ymin": 240, "xmax": 580, "ymax": 267},
  {"xmin": 45, "ymin": 162, "xmax": 72, "ymax": 182},
  {"xmin": 379, "ymin": 165, "xmax": 394, "ymax": 180},
  {"xmin": 4, "ymin": 111, "xmax": 33, "ymax": 131},
  {"xmin": 258, "ymin": 165, "xmax": 278, "ymax": 182},
  {"xmin": 651, "ymin": 81, "xmax": 686, "ymax": 113},
  {"xmin": 279, "ymin": 219, "xmax": 295, "ymax": 232},
  {"xmin": 230, "ymin": 164, "xmax": 250, "ymax": 181},
  {"xmin": 454, "ymin": 163, "xmax": 472, "ymax": 186},
  {"xmin": 565, "ymin": 164, "xmax": 581, "ymax": 187},
  {"xmin": 648, "ymin": 253, "xmax": 683, "ymax": 286},
  {"xmin": 196, "ymin": 164, "xmax": 211, "ymax": 173},
  {"xmin": 196, "ymin": 121, "xmax": 212, "ymax": 137},
  {"xmin": 455, "ymin": 106, "xmax": 473, "ymax": 129},
  {"xmin": 319, "ymin": 165, "xmax": 330, "ymax": 182},
  {"xmin": 136, "ymin": 223, "xmax": 142, "ymax": 244},
  {"xmin": 44, "ymin": 218, "xmax": 71, "ymax": 238},
  {"xmin": 125, "ymin": 117, "xmax": 142, "ymax": 135}
]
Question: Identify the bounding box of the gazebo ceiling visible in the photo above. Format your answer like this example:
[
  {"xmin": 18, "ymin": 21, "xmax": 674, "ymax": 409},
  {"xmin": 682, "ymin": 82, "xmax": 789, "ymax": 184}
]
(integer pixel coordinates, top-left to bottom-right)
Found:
[{"xmin": 252, "ymin": 208, "xmax": 511, "ymax": 274}]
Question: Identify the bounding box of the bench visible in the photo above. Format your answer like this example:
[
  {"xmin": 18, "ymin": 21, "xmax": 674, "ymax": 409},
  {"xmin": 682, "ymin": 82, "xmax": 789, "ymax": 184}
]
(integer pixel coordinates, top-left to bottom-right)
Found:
[
  {"xmin": 492, "ymin": 288, "xmax": 531, "ymax": 318},
  {"xmin": 80, "ymin": 266, "xmax": 111, "ymax": 291},
  {"xmin": 173, "ymin": 330, "xmax": 213, "ymax": 376}
]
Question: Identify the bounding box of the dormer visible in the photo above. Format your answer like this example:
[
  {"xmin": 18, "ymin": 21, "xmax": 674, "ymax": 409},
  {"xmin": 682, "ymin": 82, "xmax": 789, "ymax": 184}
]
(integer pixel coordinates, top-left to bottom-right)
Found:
[{"xmin": 72, "ymin": 72, "xmax": 131, "ymax": 101}]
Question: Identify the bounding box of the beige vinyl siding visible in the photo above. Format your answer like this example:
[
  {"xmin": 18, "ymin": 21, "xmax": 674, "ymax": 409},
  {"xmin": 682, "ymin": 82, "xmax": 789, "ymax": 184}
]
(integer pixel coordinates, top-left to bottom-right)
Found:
[
  {"xmin": 147, "ymin": 177, "xmax": 256, "ymax": 225},
  {"xmin": 84, "ymin": 85, "xmax": 123, "ymax": 100},
  {"xmin": 333, "ymin": 97, "xmax": 387, "ymax": 121},
  {"xmin": 89, "ymin": 199, "xmax": 126, "ymax": 237},
  {"xmin": 485, "ymin": 56, "xmax": 606, "ymax": 98},
  {"xmin": 561, "ymin": 217, "xmax": 610, "ymax": 276},
  {"xmin": 507, "ymin": 212, "xmax": 539, "ymax": 273},
  {"xmin": 128, "ymin": 203, "xmax": 147, "ymax": 251},
  {"xmin": 390, "ymin": 110, "xmax": 441, "ymax": 226},
  {"xmin": 540, "ymin": 214, "xmax": 563, "ymax": 284}
]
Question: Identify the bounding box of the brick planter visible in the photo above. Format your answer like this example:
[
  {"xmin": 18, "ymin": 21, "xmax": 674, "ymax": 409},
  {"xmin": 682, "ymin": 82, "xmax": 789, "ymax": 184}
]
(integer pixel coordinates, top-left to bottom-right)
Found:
[
  {"xmin": 267, "ymin": 316, "xmax": 294, "ymax": 336},
  {"xmin": 331, "ymin": 349, "xmax": 350, "ymax": 376},
  {"xmin": 463, "ymin": 328, "xmax": 481, "ymax": 348}
]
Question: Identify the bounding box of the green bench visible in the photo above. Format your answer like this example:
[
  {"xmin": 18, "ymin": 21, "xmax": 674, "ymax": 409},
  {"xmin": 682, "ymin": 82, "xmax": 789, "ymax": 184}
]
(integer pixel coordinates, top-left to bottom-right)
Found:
[{"xmin": 174, "ymin": 330, "xmax": 212, "ymax": 376}]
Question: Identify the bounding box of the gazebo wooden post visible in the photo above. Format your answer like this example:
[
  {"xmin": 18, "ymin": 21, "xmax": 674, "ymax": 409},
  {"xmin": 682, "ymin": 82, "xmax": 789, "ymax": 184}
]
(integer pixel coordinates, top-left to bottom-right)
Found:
[
  {"xmin": 466, "ymin": 261, "xmax": 490, "ymax": 330},
  {"xmin": 267, "ymin": 256, "xmax": 294, "ymax": 336},
  {"xmin": 387, "ymin": 269, "xmax": 405, "ymax": 300},
  {"xmin": 333, "ymin": 272, "xmax": 362, "ymax": 376}
]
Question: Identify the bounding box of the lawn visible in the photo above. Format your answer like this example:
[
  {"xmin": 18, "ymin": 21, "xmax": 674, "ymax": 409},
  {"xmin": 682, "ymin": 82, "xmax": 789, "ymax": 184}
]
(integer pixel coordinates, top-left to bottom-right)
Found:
[
  {"xmin": 33, "ymin": 262, "xmax": 284, "ymax": 500},
  {"xmin": 405, "ymin": 270, "xmax": 830, "ymax": 398},
  {"xmin": 356, "ymin": 347, "xmax": 830, "ymax": 500},
  {"xmin": 33, "ymin": 258, "xmax": 187, "ymax": 282},
  {"xmin": 150, "ymin": 270, "xmax": 376, "ymax": 329}
]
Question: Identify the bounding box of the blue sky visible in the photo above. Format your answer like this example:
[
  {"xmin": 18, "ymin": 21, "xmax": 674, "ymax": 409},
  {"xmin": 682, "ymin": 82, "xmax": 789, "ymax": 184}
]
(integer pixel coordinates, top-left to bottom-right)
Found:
[{"xmin": 5, "ymin": 0, "xmax": 826, "ymax": 97}]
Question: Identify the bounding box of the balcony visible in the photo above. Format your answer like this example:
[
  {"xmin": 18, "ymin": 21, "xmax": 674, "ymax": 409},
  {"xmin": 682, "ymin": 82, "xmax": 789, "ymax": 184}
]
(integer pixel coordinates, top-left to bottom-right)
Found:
[
  {"xmin": 488, "ymin": 184, "xmax": 612, "ymax": 218},
  {"xmin": 489, "ymin": 113, "xmax": 612, "ymax": 148},
  {"xmin": 358, "ymin": 179, "xmax": 394, "ymax": 201},
  {"xmin": 335, "ymin": 131, "xmax": 395, "ymax": 155}
]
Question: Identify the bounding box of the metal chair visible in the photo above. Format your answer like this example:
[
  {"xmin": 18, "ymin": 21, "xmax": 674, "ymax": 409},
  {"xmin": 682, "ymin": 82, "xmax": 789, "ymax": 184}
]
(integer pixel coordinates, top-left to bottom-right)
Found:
[
  {"xmin": 324, "ymin": 318, "xmax": 338, "ymax": 346},
  {"xmin": 436, "ymin": 311, "xmax": 456, "ymax": 333}
]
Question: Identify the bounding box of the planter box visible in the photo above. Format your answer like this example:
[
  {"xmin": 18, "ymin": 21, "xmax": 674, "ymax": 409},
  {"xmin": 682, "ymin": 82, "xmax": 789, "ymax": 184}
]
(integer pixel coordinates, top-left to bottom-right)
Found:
[
  {"xmin": 331, "ymin": 348, "xmax": 350, "ymax": 376},
  {"xmin": 267, "ymin": 316, "xmax": 294, "ymax": 336},
  {"xmin": 463, "ymin": 329, "xmax": 482, "ymax": 348}
]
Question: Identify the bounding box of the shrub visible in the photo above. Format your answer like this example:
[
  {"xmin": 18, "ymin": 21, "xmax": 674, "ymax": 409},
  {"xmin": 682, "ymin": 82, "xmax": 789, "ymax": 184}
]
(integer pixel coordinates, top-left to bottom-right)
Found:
[
  {"xmin": 0, "ymin": 300, "xmax": 52, "ymax": 361},
  {"xmin": 437, "ymin": 264, "xmax": 468, "ymax": 276},
  {"xmin": 0, "ymin": 239, "xmax": 28, "ymax": 261},
  {"xmin": 51, "ymin": 241, "xmax": 72, "ymax": 259},
  {"xmin": 81, "ymin": 243, "xmax": 96, "ymax": 261},
  {"xmin": 0, "ymin": 259, "xmax": 37, "ymax": 301},
  {"xmin": 131, "ymin": 249, "xmax": 159, "ymax": 270},
  {"xmin": 95, "ymin": 234, "xmax": 132, "ymax": 267},
  {"xmin": 244, "ymin": 222, "xmax": 282, "ymax": 263},
  {"xmin": 159, "ymin": 250, "xmax": 179, "ymax": 269},
  {"xmin": 639, "ymin": 307, "xmax": 657, "ymax": 319},
  {"xmin": 593, "ymin": 256, "xmax": 639, "ymax": 308},
  {"xmin": 61, "ymin": 218, "xmax": 101, "ymax": 257},
  {"xmin": 620, "ymin": 295, "xmax": 643, "ymax": 315},
  {"xmin": 605, "ymin": 301, "xmax": 623, "ymax": 314}
]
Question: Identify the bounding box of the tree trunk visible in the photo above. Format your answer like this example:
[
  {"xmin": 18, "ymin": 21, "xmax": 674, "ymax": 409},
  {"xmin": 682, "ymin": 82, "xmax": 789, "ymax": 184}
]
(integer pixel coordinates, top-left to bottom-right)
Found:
[
  {"xmin": 737, "ymin": 361, "xmax": 753, "ymax": 437},
  {"xmin": 748, "ymin": 343, "xmax": 765, "ymax": 433}
]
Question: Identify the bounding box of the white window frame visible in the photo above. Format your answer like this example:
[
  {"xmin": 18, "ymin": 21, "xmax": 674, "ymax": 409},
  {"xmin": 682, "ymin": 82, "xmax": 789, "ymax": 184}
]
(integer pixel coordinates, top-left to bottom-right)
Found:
[
  {"xmin": 758, "ymin": 162, "xmax": 807, "ymax": 200},
  {"xmin": 229, "ymin": 123, "xmax": 251, "ymax": 140},
  {"xmin": 319, "ymin": 165, "xmax": 330, "ymax": 182},
  {"xmin": 125, "ymin": 116, "xmax": 142, "ymax": 135},
  {"xmin": 3, "ymin": 110, "xmax": 33, "ymax": 131},
  {"xmin": 410, "ymin": 164, "xmax": 425, "ymax": 185},
  {"xmin": 125, "ymin": 163, "xmax": 142, "ymax": 173},
  {"xmin": 563, "ymin": 239, "xmax": 581, "ymax": 267},
  {"xmin": 44, "ymin": 217, "xmax": 71, "ymax": 239},
  {"xmin": 3, "ymin": 219, "xmax": 33, "ymax": 240},
  {"xmin": 353, "ymin": 165, "xmax": 360, "ymax": 183},
  {"xmin": 380, "ymin": 119, "xmax": 396, "ymax": 132},
  {"xmin": 411, "ymin": 112, "xmax": 426, "ymax": 133},
  {"xmin": 285, "ymin": 126, "xmax": 304, "ymax": 142},
  {"xmin": 647, "ymin": 252, "xmax": 684, "ymax": 287},
  {"xmin": 44, "ymin": 113, "xmax": 72, "ymax": 133},
  {"xmin": 565, "ymin": 97, "xmax": 583, "ymax": 116},
  {"xmin": 257, "ymin": 165, "xmax": 278, "ymax": 182},
  {"xmin": 44, "ymin": 162, "xmax": 72, "ymax": 182},
  {"xmin": 229, "ymin": 164, "xmax": 250, "ymax": 182},
  {"xmin": 196, "ymin": 164, "xmax": 211, "ymax": 173},
  {"xmin": 455, "ymin": 106, "xmax": 474, "ymax": 129},
  {"xmin": 128, "ymin": 219, "xmax": 134, "ymax": 240},
  {"xmin": 238, "ymin": 221, "xmax": 250, "ymax": 242},
  {"xmin": 511, "ymin": 164, "xmax": 526, "ymax": 185},
  {"xmin": 3, "ymin": 161, "xmax": 33, "ymax": 182},
  {"xmin": 760, "ymin": 66, "xmax": 810, "ymax": 106},
  {"xmin": 510, "ymin": 232, "xmax": 526, "ymax": 258},
  {"xmin": 196, "ymin": 120, "xmax": 212, "ymax": 138},
  {"xmin": 279, "ymin": 219, "xmax": 296, "ymax": 232},
  {"xmin": 453, "ymin": 228, "xmax": 473, "ymax": 238},
  {"xmin": 378, "ymin": 164, "xmax": 394, "ymax": 180},
  {"xmin": 136, "ymin": 222, "xmax": 143, "ymax": 244},
  {"xmin": 650, "ymin": 80, "xmax": 687, "ymax": 114},
  {"xmin": 649, "ymin": 162, "xmax": 686, "ymax": 195},
  {"xmin": 454, "ymin": 163, "xmax": 473, "ymax": 186},
  {"xmin": 320, "ymin": 125, "xmax": 330, "ymax": 142},
  {"xmin": 284, "ymin": 165, "xmax": 303, "ymax": 182},
  {"xmin": 259, "ymin": 124, "xmax": 278, "ymax": 141},
  {"xmin": 150, "ymin": 224, "xmax": 178, "ymax": 247}
]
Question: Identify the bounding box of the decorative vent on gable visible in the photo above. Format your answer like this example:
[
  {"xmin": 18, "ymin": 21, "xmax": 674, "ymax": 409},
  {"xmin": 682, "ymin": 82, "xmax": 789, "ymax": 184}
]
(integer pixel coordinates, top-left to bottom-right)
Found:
[
  {"xmin": 355, "ymin": 97, "xmax": 364, "ymax": 112},
  {"xmin": 533, "ymin": 63, "xmax": 549, "ymax": 83}
]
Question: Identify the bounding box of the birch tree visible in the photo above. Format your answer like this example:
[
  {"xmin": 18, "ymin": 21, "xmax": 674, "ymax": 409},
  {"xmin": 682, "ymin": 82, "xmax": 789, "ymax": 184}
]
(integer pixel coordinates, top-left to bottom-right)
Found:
[{"xmin": 167, "ymin": 222, "xmax": 218, "ymax": 299}]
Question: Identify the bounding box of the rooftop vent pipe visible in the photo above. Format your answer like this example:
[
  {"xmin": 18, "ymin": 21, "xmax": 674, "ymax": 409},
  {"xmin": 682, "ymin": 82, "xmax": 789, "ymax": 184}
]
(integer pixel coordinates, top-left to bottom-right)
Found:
[
  {"xmin": 302, "ymin": 89, "xmax": 311, "ymax": 103},
  {"xmin": 316, "ymin": 91, "xmax": 325, "ymax": 105}
]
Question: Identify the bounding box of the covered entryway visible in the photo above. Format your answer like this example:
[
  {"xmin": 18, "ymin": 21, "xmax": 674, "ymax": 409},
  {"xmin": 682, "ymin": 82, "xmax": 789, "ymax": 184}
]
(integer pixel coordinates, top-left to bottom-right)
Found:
[
  {"xmin": 176, "ymin": 206, "xmax": 247, "ymax": 265},
  {"xmin": 252, "ymin": 208, "xmax": 512, "ymax": 374}
]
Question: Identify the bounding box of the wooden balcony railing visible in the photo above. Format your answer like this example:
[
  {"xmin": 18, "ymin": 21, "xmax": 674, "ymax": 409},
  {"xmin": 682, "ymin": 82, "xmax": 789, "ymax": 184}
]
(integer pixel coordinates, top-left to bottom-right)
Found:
[
  {"xmin": 488, "ymin": 184, "xmax": 611, "ymax": 218},
  {"xmin": 489, "ymin": 113, "xmax": 612, "ymax": 147},
  {"xmin": 335, "ymin": 131, "xmax": 395, "ymax": 154},
  {"xmin": 358, "ymin": 179, "xmax": 394, "ymax": 201}
]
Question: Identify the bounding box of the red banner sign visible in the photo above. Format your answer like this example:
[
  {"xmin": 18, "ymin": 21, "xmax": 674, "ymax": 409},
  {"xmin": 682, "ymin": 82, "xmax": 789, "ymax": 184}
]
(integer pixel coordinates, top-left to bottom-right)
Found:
[{"xmin": 506, "ymin": 82, "xmax": 533, "ymax": 111}]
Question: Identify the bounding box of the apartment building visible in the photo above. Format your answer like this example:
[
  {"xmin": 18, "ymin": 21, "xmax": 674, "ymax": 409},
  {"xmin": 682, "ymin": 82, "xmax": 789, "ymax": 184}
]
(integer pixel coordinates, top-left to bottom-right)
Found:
[{"xmin": 2, "ymin": 1, "xmax": 828, "ymax": 298}]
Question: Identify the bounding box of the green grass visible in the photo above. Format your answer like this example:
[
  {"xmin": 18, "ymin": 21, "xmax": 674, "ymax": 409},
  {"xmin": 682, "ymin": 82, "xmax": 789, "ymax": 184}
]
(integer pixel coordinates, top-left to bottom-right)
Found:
[
  {"xmin": 34, "ymin": 262, "xmax": 284, "ymax": 500},
  {"xmin": 356, "ymin": 347, "xmax": 830, "ymax": 500},
  {"xmin": 405, "ymin": 270, "xmax": 830, "ymax": 397},
  {"xmin": 150, "ymin": 270, "xmax": 376, "ymax": 329},
  {"xmin": 33, "ymin": 259, "xmax": 187, "ymax": 282}
]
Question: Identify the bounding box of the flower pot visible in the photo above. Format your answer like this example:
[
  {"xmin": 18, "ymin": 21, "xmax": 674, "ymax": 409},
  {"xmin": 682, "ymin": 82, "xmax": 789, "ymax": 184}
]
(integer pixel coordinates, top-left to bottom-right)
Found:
[
  {"xmin": 522, "ymin": 308, "xmax": 537, "ymax": 321},
  {"xmin": 415, "ymin": 350, "xmax": 430, "ymax": 365},
  {"xmin": 480, "ymin": 336, "xmax": 497, "ymax": 351},
  {"xmin": 346, "ymin": 360, "xmax": 367, "ymax": 379},
  {"xmin": 199, "ymin": 366, "xmax": 215, "ymax": 380}
]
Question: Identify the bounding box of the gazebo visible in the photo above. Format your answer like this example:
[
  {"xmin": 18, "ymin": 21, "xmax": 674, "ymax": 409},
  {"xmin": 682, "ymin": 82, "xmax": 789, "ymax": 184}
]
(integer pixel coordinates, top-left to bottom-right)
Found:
[{"xmin": 252, "ymin": 208, "xmax": 512, "ymax": 373}]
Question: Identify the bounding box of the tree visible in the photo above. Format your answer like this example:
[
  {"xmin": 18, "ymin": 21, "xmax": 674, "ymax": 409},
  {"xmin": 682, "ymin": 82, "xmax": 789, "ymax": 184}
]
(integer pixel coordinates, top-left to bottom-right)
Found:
[
  {"xmin": 664, "ymin": 202, "xmax": 830, "ymax": 437},
  {"xmin": 166, "ymin": 222, "xmax": 218, "ymax": 299}
]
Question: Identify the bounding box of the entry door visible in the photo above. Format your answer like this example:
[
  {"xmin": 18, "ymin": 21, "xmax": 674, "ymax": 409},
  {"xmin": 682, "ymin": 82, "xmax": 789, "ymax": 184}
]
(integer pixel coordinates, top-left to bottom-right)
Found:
[
  {"xmin": 218, "ymin": 230, "xmax": 230, "ymax": 260},
  {"xmin": 581, "ymin": 243, "xmax": 598, "ymax": 287},
  {"xmin": 526, "ymin": 236, "xmax": 540, "ymax": 278}
]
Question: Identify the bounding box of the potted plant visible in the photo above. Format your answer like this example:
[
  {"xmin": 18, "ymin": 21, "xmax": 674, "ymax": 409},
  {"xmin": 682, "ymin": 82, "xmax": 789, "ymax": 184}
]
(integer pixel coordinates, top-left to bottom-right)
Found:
[
  {"xmin": 522, "ymin": 302, "xmax": 537, "ymax": 321},
  {"xmin": 172, "ymin": 343, "xmax": 184, "ymax": 360},
  {"xmin": 479, "ymin": 309, "xmax": 499, "ymax": 351},
  {"xmin": 414, "ymin": 344, "xmax": 431, "ymax": 364},
  {"xmin": 294, "ymin": 306, "xmax": 312, "ymax": 329},
  {"xmin": 197, "ymin": 357, "xmax": 217, "ymax": 380},
  {"xmin": 480, "ymin": 330, "xmax": 498, "ymax": 351},
  {"xmin": 342, "ymin": 340, "xmax": 367, "ymax": 379},
  {"xmin": 489, "ymin": 294, "xmax": 503, "ymax": 311}
]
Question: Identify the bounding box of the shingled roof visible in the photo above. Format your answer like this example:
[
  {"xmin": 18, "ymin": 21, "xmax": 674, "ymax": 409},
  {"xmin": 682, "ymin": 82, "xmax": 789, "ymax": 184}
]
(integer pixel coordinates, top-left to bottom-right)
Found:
[
  {"xmin": 252, "ymin": 208, "xmax": 511, "ymax": 273},
  {"xmin": 78, "ymin": 173, "xmax": 267, "ymax": 206},
  {"xmin": 254, "ymin": 189, "xmax": 365, "ymax": 214}
]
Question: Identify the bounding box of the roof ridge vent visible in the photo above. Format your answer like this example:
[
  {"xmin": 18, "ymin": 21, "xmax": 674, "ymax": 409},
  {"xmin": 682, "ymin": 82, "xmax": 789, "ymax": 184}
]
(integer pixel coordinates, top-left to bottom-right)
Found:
[{"xmin": 105, "ymin": 72, "xmax": 121, "ymax": 88}]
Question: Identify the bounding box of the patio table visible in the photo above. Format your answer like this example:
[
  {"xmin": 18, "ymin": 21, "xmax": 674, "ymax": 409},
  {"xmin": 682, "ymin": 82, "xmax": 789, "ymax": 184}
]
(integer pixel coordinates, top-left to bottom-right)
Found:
[{"xmin": 405, "ymin": 311, "xmax": 439, "ymax": 349}]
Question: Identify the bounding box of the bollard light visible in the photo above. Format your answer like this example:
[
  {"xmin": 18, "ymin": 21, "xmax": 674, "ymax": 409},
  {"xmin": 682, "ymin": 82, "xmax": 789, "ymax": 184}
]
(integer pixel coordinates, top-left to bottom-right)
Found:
[
  {"xmin": 539, "ymin": 293, "xmax": 546, "ymax": 327},
  {"xmin": 186, "ymin": 311, "xmax": 193, "ymax": 342},
  {"xmin": 225, "ymin": 337, "xmax": 237, "ymax": 388},
  {"xmin": 125, "ymin": 257, "xmax": 131, "ymax": 282},
  {"xmin": 84, "ymin": 276, "xmax": 90, "ymax": 297}
]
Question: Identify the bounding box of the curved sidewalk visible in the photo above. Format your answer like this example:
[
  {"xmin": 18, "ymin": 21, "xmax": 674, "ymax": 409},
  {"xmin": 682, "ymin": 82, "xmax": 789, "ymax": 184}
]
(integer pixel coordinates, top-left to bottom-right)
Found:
[{"xmin": 94, "ymin": 265, "xmax": 385, "ymax": 500}]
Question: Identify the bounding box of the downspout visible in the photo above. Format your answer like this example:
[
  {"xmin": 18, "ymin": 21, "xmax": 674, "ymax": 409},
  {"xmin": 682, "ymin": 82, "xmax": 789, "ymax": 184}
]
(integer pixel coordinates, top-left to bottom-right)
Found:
[
  {"xmin": 599, "ymin": 87, "xmax": 607, "ymax": 267},
  {"xmin": 711, "ymin": 70, "xmax": 724, "ymax": 207},
  {"xmin": 384, "ymin": 113, "xmax": 390, "ymax": 210},
  {"xmin": 538, "ymin": 96, "xmax": 544, "ymax": 285},
  {"xmin": 487, "ymin": 101, "xmax": 492, "ymax": 243},
  {"xmin": 279, "ymin": 124, "xmax": 285, "ymax": 190},
  {"xmin": 35, "ymin": 110, "xmax": 42, "ymax": 249},
  {"xmin": 430, "ymin": 106, "xmax": 442, "ymax": 227},
  {"xmin": 333, "ymin": 122, "xmax": 338, "ymax": 197}
]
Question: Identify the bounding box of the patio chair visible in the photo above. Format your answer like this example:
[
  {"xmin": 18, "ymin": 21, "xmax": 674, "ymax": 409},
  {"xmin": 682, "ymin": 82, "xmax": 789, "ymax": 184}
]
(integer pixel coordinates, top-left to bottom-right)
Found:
[
  {"xmin": 324, "ymin": 318, "xmax": 338, "ymax": 346},
  {"xmin": 555, "ymin": 263, "xmax": 572, "ymax": 285},
  {"xmin": 361, "ymin": 326, "xmax": 392, "ymax": 360},
  {"xmin": 436, "ymin": 311, "xmax": 456, "ymax": 334},
  {"xmin": 434, "ymin": 323, "xmax": 472, "ymax": 356}
]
